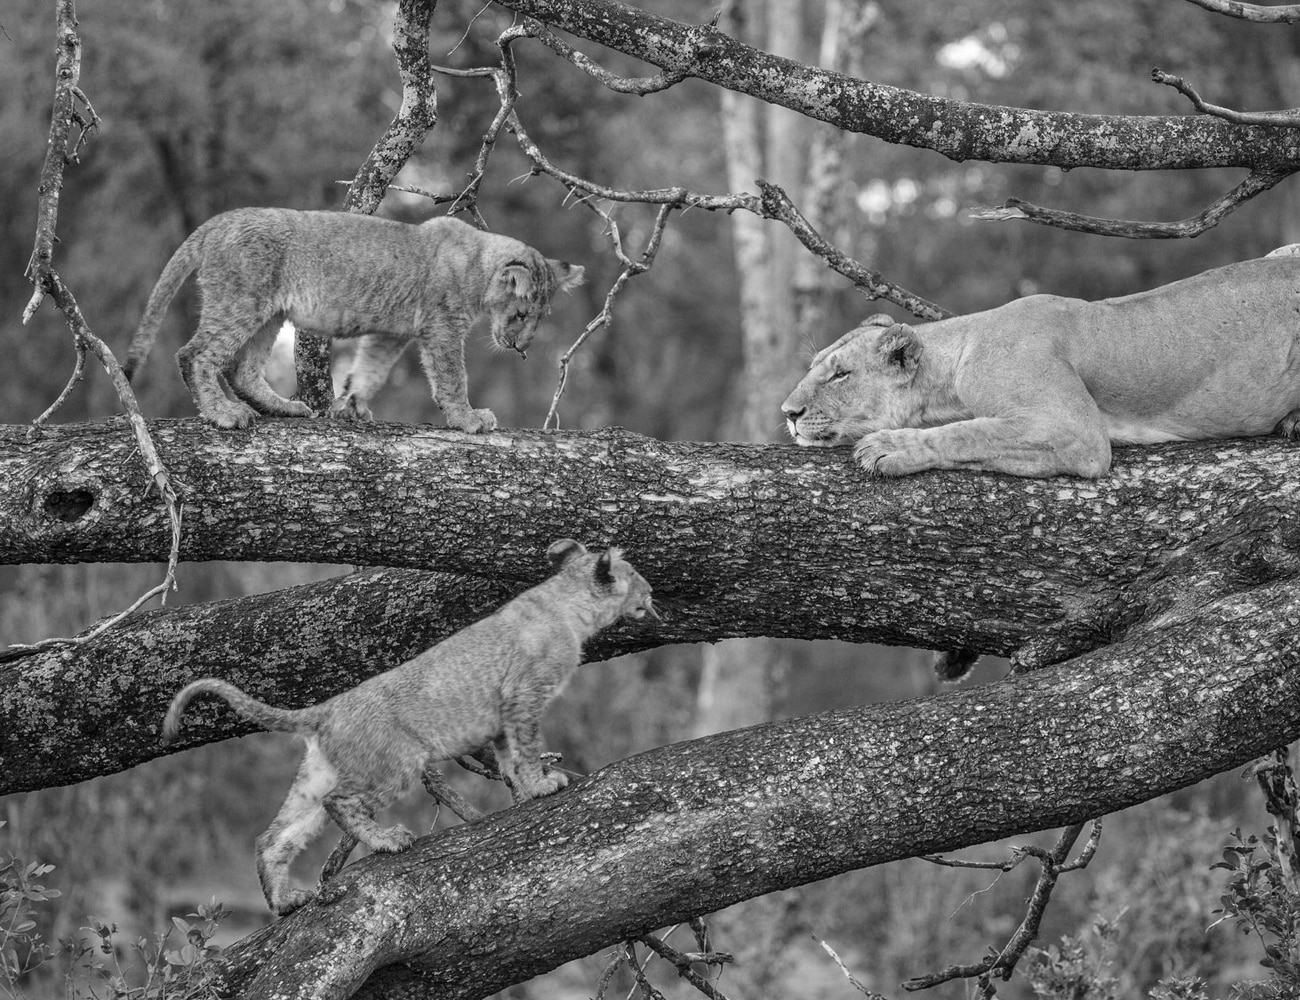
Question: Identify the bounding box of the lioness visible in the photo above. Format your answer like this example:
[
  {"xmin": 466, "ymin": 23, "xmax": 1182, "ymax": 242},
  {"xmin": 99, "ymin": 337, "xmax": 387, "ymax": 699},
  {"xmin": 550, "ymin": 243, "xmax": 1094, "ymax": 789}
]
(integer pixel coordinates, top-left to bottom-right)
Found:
[{"xmin": 782, "ymin": 257, "xmax": 1300, "ymax": 478}]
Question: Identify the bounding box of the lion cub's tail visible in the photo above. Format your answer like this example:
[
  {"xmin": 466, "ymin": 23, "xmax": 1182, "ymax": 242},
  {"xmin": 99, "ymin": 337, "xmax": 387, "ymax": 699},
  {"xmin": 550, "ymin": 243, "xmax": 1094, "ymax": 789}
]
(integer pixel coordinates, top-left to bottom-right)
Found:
[
  {"xmin": 161, "ymin": 678, "xmax": 319, "ymax": 744},
  {"xmin": 123, "ymin": 225, "xmax": 209, "ymax": 381}
]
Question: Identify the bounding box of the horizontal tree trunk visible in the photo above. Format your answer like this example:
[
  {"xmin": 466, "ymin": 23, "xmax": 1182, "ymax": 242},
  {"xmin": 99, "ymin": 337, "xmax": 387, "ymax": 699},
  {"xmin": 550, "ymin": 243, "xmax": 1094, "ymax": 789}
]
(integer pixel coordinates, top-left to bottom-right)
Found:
[
  {"xmin": 206, "ymin": 576, "xmax": 1300, "ymax": 1000},
  {"xmin": 4, "ymin": 420, "xmax": 1298, "ymax": 653},
  {"xmin": 495, "ymin": 0, "xmax": 1300, "ymax": 171}
]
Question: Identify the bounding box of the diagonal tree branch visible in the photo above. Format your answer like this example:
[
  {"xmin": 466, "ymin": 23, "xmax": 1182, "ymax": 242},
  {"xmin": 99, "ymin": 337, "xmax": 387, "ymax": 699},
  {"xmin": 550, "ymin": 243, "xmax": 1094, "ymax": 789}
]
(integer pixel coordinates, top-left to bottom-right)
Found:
[
  {"xmin": 1153, "ymin": 68, "xmax": 1300, "ymax": 128},
  {"xmin": 491, "ymin": 0, "xmax": 1300, "ymax": 171},
  {"xmin": 203, "ymin": 575, "xmax": 1300, "ymax": 999}
]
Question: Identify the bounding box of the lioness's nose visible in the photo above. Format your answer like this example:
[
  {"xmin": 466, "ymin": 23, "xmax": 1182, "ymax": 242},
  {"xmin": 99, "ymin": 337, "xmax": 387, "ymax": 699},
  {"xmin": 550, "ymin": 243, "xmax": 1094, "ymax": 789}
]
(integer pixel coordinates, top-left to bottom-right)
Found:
[{"xmin": 783, "ymin": 403, "xmax": 804, "ymax": 420}]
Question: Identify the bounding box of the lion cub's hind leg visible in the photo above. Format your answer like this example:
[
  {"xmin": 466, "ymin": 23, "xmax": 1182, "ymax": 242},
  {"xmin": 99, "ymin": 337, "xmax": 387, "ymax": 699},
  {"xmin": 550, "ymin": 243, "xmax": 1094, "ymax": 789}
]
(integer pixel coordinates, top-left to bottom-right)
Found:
[
  {"xmin": 228, "ymin": 319, "xmax": 314, "ymax": 419},
  {"xmin": 322, "ymin": 791, "xmax": 416, "ymax": 854},
  {"xmin": 255, "ymin": 743, "xmax": 336, "ymax": 916},
  {"xmin": 176, "ymin": 300, "xmax": 266, "ymax": 429}
]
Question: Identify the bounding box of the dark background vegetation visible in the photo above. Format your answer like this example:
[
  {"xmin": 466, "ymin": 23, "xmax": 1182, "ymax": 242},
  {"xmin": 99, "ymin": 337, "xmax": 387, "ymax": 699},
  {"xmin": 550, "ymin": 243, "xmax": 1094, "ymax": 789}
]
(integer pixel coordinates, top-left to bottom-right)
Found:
[{"xmin": 2, "ymin": 0, "xmax": 1297, "ymax": 996}]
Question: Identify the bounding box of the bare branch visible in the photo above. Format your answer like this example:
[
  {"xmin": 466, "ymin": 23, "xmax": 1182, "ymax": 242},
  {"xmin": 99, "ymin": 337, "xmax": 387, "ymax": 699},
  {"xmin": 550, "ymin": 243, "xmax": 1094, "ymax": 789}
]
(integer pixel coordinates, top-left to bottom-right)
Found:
[
  {"xmin": 1153, "ymin": 68, "xmax": 1300, "ymax": 127},
  {"xmin": 18, "ymin": 0, "xmax": 182, "ymax": 652},
  {"xmin": 905, "ymin": 820, "xmax": 1103, "ymax": 992},
  {"xmin": 1181, "ymin": 0, "xmax": 1300, "ymax": 23},
  {"xmin": 970, "ymin": 168, "xmax": 1293, "ymax": 239},
  {"xmin": 637, "ymin": 930, "xmax": 735, "ymax": 1000}
]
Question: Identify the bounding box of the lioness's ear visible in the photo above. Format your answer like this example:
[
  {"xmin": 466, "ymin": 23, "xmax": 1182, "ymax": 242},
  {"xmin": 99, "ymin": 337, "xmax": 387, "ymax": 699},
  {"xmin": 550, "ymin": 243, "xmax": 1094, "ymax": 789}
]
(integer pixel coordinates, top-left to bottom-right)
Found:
[
  {"xmin": 862, "ymin": 313, "xmax": 895, "ymax": 328},
  {"xmin": 547, "ymin": 538, "xmax": 587, "ymax": 567},
  {"xmin": 879, "ymin": 324, "xmax": 922, "ymax": 376},
  {"xmin": 500, "ymin": 261, "xmax": 536, "ymax": 299},
  {"xmin": 547, "ymin": 259, "xmax": 585, "ymax": 293}
]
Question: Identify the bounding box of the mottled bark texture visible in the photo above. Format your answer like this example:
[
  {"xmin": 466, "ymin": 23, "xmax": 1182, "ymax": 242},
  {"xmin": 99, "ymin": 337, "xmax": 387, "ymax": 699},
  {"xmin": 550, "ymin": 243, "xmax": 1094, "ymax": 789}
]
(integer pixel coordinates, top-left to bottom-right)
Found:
[
  {"xmin": 3, "ymin": 419, "xmax": 1299, "ymax": 794},
  {"xmin": 495, "ymin": 0, "xmax": 1300, "ymax": 170},
  {"xmin": 210, "ymin": 576, "xmax": 1300, "ymax": 1000}
]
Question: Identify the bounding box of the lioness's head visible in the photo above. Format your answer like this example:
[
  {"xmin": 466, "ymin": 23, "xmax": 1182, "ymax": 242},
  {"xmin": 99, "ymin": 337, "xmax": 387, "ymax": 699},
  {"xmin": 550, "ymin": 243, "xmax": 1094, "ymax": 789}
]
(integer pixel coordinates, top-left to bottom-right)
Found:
[
  {"xmin": 546, "ymin": 538, "xmax": 658, "ymax": 622},
  {"xmin": 782, "ymin": 315, "xmax": 925, "ymax": 446},
  {"xmin": 485, "ymin": 254, "xmax": 585, "ymax": 356}
]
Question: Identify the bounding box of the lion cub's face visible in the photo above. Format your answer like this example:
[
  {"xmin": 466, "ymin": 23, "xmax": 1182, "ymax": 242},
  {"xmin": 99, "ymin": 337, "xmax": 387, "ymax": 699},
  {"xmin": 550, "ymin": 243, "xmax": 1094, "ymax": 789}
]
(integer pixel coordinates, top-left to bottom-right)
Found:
[
  {"xmin": 782, "ymin": 317, "xmax": 923, "ymax": 446},
  {"xmin": 485, "ymin": 256, "xmax": 585, "ymax": 355}
]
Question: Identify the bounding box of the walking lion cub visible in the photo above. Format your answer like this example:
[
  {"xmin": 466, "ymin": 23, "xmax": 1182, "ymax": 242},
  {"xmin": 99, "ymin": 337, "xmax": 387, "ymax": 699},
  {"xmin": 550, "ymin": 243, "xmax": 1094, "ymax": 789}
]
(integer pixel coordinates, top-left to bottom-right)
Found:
[
  {"xmin": 124, "ymin": 208, "xmax": 584, "ymax": 432},
  {"xmin": 161, "ymin": 539, "xmax": 655, "ymax": 916}
]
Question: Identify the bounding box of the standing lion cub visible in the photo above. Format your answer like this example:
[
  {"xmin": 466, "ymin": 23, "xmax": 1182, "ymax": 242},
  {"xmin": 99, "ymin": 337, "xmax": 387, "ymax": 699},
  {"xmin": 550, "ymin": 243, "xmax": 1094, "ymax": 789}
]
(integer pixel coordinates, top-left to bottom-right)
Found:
[
  {"xmin": 124, "ymin": 208, "xmax": 584, "ymax": 431},
  {"xmin": 162, "ymin": 539, "xmax": 656, "ymax": 916}
]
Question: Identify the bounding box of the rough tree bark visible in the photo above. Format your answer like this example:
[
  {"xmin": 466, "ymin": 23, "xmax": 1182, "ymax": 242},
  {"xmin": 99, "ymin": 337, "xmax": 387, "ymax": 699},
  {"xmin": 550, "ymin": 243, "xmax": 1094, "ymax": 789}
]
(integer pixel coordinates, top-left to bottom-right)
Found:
[
  {"xmin": 203, "ymin": 575, "xmax": 1300, "ymax": 999},
  {"xmin": 10, "ymin": 1, "xmax": 1300, "ymax": 997},
  {"xmin": 493, "ymin": 0, "xmax": 1300, "ymax": 170},
  {"xmin": 3, "ymin": 420, "xmax": 1298, "ymax": 796}
]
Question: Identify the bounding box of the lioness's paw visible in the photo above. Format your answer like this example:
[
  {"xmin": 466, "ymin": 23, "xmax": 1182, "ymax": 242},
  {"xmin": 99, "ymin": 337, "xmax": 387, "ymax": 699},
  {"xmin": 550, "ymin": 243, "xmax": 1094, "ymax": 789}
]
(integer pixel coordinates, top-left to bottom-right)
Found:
[
  {"xmin": 1279, "ymin": 409, "xmax": 1300, "ymax": 439},
  {"xmin": 445, "ymin": 407, "xmax": 498, "ymax": 434},
  {"xmin": 328, "ymin": 395, "xmax": 374, "ymax": 422},
  {"xmin": 854, "ymin": 430, "xmax": 926, "ymax": 477}
]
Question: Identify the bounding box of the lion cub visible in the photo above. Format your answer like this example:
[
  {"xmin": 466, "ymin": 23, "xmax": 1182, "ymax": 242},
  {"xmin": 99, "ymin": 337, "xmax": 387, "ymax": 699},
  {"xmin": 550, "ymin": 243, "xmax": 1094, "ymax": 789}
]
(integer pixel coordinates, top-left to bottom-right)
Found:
[
  {"xmin": 124, "ymin": 208, "xmax": 584, "ymax": 432},
  {"xmin": 161, "ymin": 539, "xmax": 655, "ymax": 916}
]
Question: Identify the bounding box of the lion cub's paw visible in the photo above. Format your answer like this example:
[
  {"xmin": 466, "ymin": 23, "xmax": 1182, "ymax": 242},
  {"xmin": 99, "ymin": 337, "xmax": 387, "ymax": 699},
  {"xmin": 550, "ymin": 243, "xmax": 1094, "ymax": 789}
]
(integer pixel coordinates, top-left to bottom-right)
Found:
[
  {"xmin": 854, "ymin": 430, "xmax": 927, "ymax": 477},
  {"xmin": 327, "ymin": 395, "xmax": 375, "ymax": 422},
  {"xmin": 1279, "ymin": 408, "xmax": 1300, "ymax": 439},
  {"xmin": 445, "ymin": 406, "xmax": 498, "ymax": 434},
  {"xmin": 370, "ymin": 824, "xmax": 417, "ymax": 853},
  {"xmin": 524, "ymin": 770, "xmax": 570, "ymax": 799},
  {"xmin": 272, "ymin": 887, "xmax": 316, "ymax": 917},
  {"xmin": 207, "ymin": 401, "xmax": 261, "ymax": 430}
]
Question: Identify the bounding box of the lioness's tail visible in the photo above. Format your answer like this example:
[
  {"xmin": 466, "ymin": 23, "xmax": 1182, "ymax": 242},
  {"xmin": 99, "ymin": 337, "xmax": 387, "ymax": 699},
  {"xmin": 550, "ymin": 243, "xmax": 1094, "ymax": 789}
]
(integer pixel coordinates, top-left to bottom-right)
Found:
[
  {"xmin": 161, "ymin": 678, "xmax": 319, "ymax": 744},
  {"xmin": 123, "ymin": 225, "xmax": 210, "ymax": 381}
]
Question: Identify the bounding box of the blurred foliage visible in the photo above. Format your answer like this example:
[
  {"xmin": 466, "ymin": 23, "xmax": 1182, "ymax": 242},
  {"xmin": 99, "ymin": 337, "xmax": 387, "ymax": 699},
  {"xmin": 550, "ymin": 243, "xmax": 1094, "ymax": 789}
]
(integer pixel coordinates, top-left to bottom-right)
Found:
[{"xmin": 4, "ymin": 0, "xmax": 1300, "ymax": 997}]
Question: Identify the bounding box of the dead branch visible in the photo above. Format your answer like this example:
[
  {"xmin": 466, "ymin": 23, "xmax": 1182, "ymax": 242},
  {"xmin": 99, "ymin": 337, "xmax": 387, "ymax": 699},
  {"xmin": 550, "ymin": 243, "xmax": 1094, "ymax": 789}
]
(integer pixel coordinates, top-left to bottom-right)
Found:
[
  {"xmin": 1181, "ymin": 0, "xmax": 1300, "ymax": 23},
  {"xmin": 969, "ymin": 167, "xmax": 1293, "ymax": 238},
  {"xmin": 906, "ymin": 820, "xmax": 1103, "ymax": 993},
  {"xmin": 18, "ymin": 0, "xmax": 182, "ymax": 653},
  {"xmin": 1153, "ymin": 68, "xmax": 1300, "ymax": 127},
  {"xmin": 636, "ymin": 928, "xmax": 735, "ymax": 1000}
]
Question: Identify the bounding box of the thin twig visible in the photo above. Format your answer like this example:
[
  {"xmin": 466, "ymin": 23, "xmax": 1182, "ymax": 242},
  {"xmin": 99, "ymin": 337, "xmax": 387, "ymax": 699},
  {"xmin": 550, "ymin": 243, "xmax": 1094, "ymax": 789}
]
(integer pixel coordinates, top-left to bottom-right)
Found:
[
  {"xmin": 637, "ymin": 929, "xmax": 735, "ymax": 1000},
  {"xmin": 904, "ymin": 820, "xmax": 1103, "ymax": 992},
  {"xmin": 815, "ymin": 936, "xmax": 893, "ymax": 999},
  {"xmin": 438, "ymin": 22, "xmax": 949, "ymax": 421},
  {"xmin": 1181, "ymin": 0, "xmax": 1300, "ymax": 23},
  {"xmin": 1153, "ymin": 68, "xmax": 1300, "ymax": 127},
  {"xmin": 970, "ymin": 167, "xmax": 1293, "ymax": 238},
  {"xmin": 16, "ymin": 0, "xmax": 183, "ymax": 653}
]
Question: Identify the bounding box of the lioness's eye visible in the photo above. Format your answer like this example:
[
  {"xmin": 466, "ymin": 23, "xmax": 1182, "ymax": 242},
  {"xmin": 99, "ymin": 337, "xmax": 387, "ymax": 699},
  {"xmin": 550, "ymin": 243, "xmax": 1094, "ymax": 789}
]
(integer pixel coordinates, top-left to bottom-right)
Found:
[{"xmin": 828, "ymin": 369, "xmax": 850, "ymax": 382}]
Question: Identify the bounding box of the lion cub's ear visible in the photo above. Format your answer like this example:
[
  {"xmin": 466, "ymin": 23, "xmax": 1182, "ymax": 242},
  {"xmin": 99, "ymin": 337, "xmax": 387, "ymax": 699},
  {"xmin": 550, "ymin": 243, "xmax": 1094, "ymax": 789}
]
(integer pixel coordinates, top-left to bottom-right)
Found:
[
  {"xmin": 500, "ymin": 261, "xmax": 537, "ymax": 299},
  {"xmin": 879, "ymin": 324, "xmax": 922, "ymax": 376},
  {"xmin": 547, "ymin": 259, "xmax": 585, "ymax": 293},
  {"xmin": 593, "ymin": 547, "xmax": 623, "ymax": 585},
  {"xmin": 862, "ymin": 313, "xmax": 895, "ymax": 328},
  {"xmin": 547, "ymin": 538, "xmax": 588, "ymax": 567}
]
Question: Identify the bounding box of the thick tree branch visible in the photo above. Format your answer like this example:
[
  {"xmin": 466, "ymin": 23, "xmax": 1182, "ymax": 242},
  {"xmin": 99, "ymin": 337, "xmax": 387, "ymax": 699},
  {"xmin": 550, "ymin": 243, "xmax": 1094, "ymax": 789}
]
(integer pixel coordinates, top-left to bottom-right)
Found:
[
  {"xmin": 3, "ymin": 420, "xmax": 1298, "ymax": 794},
  {"xmin": 492, "ymin": 0, "xmax": 1300, "ymax": 170},
  {"xmin": 202, "ymin": 576, "xmax": 1300, "ymax": 999}
]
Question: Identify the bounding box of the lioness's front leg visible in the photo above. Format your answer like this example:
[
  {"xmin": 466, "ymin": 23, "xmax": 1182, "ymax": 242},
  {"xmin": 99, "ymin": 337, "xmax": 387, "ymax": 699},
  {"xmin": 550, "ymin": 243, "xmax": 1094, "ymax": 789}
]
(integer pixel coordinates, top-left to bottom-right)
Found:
[
  {"xmin": 416, "ymin": 328, "xmax": 497, "ymax": 433},
  {"xmin": 855, "ymin": 417, "xmax": 1110, "ymax": 479}
]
